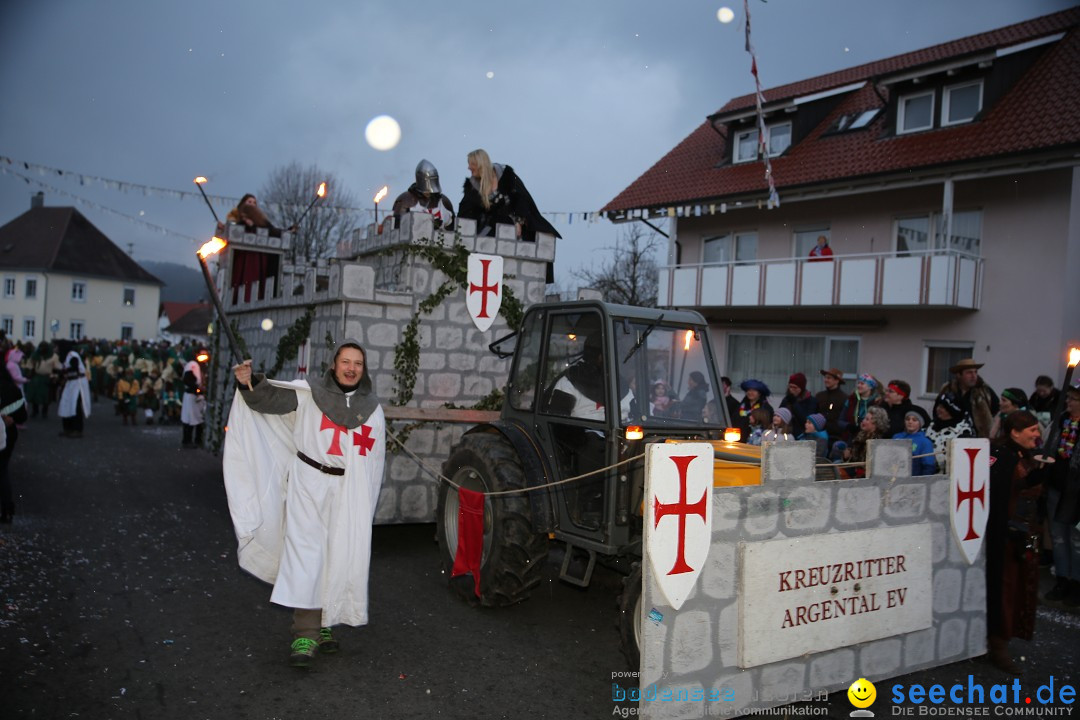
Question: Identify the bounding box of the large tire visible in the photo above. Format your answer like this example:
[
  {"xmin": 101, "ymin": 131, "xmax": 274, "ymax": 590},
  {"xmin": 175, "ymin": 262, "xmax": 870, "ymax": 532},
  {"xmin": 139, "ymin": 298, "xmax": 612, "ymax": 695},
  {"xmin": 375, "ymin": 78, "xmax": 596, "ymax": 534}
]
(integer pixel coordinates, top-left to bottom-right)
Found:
[
  {"xmin": 618, "ymin": 563, "xmax": 642, "ymax": 671},
  {"xmin": 436, "ymin": 432, "xmax": 548, "ymax": 607}
]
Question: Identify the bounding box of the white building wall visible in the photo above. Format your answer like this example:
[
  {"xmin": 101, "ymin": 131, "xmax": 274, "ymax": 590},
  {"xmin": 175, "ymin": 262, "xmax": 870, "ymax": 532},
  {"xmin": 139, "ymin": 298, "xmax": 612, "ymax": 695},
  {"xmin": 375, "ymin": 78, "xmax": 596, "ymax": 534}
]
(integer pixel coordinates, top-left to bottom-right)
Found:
[{"xmin": 38, "ymin": 272, "xmax": 160, "ymax": 341}]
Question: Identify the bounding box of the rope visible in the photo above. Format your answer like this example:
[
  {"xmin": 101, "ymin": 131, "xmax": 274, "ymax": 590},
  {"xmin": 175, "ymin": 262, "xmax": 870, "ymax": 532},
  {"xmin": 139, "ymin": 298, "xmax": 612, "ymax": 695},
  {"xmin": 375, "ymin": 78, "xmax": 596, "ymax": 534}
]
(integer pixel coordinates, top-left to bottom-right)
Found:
[{"xmin": 385, "ymin": 428, "xmax": 940, "ymax": 498}]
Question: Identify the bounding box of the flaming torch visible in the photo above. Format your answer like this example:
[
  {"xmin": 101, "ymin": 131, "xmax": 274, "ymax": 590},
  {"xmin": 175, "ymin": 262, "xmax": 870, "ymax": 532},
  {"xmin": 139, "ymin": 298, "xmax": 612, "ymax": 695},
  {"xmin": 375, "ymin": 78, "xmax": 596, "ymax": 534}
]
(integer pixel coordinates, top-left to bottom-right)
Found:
[
  {"xmin": 192, "ymin": 176, "xmax": 221, "ymax": 224},
  {"xmin": 295, "ymin": 181, "xmax": 327, "ymax": 227},
  {"xmin": 196, "ymin": 237, "xmax": 248, "ymax": 370},
  {"xmin": 373, "ymin": 185, "xmax": 388, "ymax": 228},
  {"xmin": 1034, "ymin": 345, "xmax": 1080, "ymax": 463}
]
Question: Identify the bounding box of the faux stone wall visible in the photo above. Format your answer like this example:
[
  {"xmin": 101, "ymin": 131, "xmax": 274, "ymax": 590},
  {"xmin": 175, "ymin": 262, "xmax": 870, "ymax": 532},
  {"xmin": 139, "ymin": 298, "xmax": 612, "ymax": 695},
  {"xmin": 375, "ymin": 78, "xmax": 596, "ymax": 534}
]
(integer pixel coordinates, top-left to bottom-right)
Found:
[
  {"xmin": 640, "ymin": 439, "xmax": 986, "ymax": 719},
  {"xmin": 208, "ymin": 216, "xmax": 555, "ymax": 523}
]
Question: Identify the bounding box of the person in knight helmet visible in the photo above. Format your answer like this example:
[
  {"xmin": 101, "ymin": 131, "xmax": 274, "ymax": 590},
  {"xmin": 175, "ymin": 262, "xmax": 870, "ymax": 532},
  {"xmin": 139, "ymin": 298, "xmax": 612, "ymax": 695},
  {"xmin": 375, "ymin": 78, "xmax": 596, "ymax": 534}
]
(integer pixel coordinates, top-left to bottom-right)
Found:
[{"xmin": 391, "ymin": 159, "xmax": 456, "ymax": 231}]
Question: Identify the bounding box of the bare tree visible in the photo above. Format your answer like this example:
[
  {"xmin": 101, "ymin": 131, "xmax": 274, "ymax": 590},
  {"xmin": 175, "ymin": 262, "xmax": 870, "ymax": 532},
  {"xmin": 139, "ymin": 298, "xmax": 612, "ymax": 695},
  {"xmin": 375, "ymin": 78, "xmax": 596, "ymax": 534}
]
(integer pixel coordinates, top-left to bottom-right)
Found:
[
  {"xmin": 259, "ymin": 161, "xmax": 361, "ymax": 263},
  {"xmin": 573, "ymin": 223, "xmax": 661, "ymax": 307}
]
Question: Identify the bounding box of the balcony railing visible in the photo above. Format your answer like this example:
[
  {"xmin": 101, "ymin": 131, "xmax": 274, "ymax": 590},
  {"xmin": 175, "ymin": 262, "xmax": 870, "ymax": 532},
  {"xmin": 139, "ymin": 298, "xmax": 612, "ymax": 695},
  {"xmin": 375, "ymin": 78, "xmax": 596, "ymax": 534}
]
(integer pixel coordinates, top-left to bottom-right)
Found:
[{"xmin": 658, "ymin": 249, "xmax": 983, "ymax": 310}]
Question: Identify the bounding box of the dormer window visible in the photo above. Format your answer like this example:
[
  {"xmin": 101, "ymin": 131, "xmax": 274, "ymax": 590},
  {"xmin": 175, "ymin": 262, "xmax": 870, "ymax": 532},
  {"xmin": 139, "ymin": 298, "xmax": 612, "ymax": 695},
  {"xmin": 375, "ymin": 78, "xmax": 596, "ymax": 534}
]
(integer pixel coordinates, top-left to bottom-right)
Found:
[
  {"xmin": 897, "ymin": 91, "xmax": 935, "ymax": 134},
  {"xmin": 733, "ymin": 121, "xmax": 792, "ymax": 163},
  {"xmin": 942, "ymin": 80, "xmax": 983, "ymax": 126}
]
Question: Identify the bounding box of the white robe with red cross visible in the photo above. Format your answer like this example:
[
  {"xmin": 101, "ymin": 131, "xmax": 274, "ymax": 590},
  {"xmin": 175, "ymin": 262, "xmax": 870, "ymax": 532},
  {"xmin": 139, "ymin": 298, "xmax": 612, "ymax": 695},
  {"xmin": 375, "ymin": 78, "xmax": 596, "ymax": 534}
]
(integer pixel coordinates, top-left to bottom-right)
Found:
[{"xmin": 222, "ymin": 379, "xmax": 386, "ymax": 628}]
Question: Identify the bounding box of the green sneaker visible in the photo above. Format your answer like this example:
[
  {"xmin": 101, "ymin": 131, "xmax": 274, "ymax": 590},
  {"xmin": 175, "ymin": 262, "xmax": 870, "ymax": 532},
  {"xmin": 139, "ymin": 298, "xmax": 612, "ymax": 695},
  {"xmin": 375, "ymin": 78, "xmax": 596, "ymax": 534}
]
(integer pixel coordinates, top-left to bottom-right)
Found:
[
  {"xmin": 289, "ymin": 637, "xmax": 318, "ymax": 667},
  {"xmin": 317, "ymin": 627, "xmax": 340, "ymax": 654}
]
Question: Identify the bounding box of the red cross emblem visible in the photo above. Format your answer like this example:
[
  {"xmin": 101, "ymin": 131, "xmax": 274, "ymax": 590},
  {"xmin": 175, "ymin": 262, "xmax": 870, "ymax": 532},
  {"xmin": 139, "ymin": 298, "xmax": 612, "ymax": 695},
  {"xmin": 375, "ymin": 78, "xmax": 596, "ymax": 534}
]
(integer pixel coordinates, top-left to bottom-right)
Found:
[
  {"xmin": 956, "ymin": 447, "xmax": 986, "ymax": 541},
  {"xmin": 353, "ymin": 424, "xmax": 376, "ymax": 456},
  {"xmin": 653, "ymin": 455, "xmax": 708, "ymax": 575},
  {"xmin": 320, "ymin": 414, "xmax": 348, "ymax": 456},
  {"xmin": 469, "ymin": 258, "xmax": 500, "ymax": 319},
  {"xmin": 466, "ymin": 253, "xmax": 503, "ymax": 332},
  {"xmin": 949, "ymin": 438, "xmax": 989, "ymax": 565}
]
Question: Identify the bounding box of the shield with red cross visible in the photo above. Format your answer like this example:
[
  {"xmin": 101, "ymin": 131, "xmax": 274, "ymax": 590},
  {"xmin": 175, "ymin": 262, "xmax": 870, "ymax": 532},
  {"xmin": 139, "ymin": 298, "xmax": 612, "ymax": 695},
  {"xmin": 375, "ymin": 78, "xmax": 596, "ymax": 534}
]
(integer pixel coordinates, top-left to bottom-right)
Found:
[
  {"xmin": 949, "ymin": 438, "xmax": 990, "ymax": 564},
  {"xmin": 644, "ymin": 442, "xmax": 713, "ymax": 610},
  {"xmin": 466, "ymin": 253, "xmax": 503, "ymax": 332}
]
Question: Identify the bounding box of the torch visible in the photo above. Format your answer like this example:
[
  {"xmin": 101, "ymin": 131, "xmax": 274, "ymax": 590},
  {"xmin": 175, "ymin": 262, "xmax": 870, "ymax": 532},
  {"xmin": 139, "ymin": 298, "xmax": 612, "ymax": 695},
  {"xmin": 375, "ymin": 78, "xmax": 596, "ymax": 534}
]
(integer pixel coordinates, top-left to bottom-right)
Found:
[
  {"xmin": 373, "ymin": 185, "xmax": 388, "ymax": 229},
  {"xmin": 295, "ymin": 181, "xmax": 327, "ymax": 227},
  {"xmin": 196, "ymin": 237, "xmax": 249, "ymax": 372},
  {"xmin": 193, "ymin": 177, "xmax": 221, "ymax": 224},
  {"xmin": 1034, "ymin": 346, "xmax": 1080, "ymax": 463}
]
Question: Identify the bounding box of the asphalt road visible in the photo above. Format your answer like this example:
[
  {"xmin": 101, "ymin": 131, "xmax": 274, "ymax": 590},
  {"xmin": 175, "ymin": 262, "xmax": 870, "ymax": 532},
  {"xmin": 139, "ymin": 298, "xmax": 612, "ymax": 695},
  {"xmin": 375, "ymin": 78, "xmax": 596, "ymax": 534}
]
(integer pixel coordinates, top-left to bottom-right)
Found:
[{"xmin": 2, "ymin": 400, "xmax": 1078, "ymax": 719}]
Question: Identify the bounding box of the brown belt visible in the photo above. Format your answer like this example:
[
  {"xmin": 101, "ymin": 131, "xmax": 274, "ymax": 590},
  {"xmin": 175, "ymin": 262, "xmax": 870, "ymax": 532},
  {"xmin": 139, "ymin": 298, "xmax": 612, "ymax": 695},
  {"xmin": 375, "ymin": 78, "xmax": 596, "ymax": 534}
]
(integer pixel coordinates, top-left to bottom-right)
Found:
[{"xmin": 296, "ymin": 451, "xmax": 345, "ymax": 476}]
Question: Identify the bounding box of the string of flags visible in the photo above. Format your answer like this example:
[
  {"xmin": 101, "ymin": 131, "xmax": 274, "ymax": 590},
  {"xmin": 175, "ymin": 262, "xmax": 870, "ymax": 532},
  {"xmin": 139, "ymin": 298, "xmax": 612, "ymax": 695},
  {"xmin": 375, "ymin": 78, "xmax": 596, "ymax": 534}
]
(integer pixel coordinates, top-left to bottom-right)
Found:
[
  {"xmin": 744, "ymin": 0, "xmax": 780, "ymax": 209},
  {"xmin": 0, "ymin": 154, "xmax": 615, "ymax": 227}
]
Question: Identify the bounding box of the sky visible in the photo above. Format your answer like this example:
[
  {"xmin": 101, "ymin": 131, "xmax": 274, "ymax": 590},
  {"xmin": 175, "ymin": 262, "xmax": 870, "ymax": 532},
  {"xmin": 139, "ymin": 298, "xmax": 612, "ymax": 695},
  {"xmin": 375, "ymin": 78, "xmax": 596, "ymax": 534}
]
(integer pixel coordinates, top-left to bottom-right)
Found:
[{"xmin": 1, "ymin": 0, "xmax": 1075, "ymax": 290}]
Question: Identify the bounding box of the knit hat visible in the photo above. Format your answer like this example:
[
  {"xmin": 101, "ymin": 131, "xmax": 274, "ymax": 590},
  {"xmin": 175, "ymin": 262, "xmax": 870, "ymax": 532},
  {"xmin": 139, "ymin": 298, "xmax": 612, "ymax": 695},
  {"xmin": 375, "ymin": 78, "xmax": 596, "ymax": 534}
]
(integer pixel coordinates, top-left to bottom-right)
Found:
[
  {"xmin": 807, "ymin": 413, "xmax": 827, "ymax": 432},
  {"xmin": 788, "ymin": 373, "xmax": 807, "ymax": 392},
  {"xmin": 903, "ymin": 410, "xmax": 925, "ymax": 429},
  {"xmin": 935, "ymin": 392, "xmax": 964, "ymax": 419},
  {"xmin": 774, "ymin": 408, "xmax": 793, "ymax": 425},
  {"xmin": 740, "ymin": 379, "xmax": 771, "ymax": 397}
]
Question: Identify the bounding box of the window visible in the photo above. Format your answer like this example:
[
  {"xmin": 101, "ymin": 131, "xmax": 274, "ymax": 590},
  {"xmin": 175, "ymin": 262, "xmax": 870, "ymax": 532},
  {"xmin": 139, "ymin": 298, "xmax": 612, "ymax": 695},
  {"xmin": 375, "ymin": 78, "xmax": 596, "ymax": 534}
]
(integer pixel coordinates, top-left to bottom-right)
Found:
[
  {"xmin": 935, "ymin": 209, "xmax": 982, "ymax": 255},
  {"xmin": 3, "ymin": 277, "xmax": 14, "ymax": 298},
  {"xmin": 733, "ymin": 123, "xmax": 791, "ymax": 163},
  {"xmin": 726, "ymin": 333, "xmax": 860, "ymax": 399},
  {"xmin": 120, "ymin": 324, "xmax": 134, "ymax": 341},
  {"xmin": 72, "ymin": 281, "xmax": 86, "ymax": 302},
  {"xmin": 70, "ymin": 321, "xmax": 84, "ymax": 340},
  {"xmin": 23, "ymin": 318, "xmax": 35, "ymax": 339},
  {"xmin": 794, "ymin": 227, "xmax": 829, "ymax": 258},
  {"xmin": 1, "ymin": 317, "xmax": 12, "ymax": 335},
  {"xmin": 898, "ymin": 91, "xmax": 934, "ymax": 134},
  {"xmin": 25, "ymin": 278, "xmax": 37, "ymax": 299},
  {"xmin": 703, "ymin": 232, "xmax": 758, "ymax": 265},
  {"xmin": 896, "ymin": 216, "xmax": 931, "ymax": 254},
  {"xmin": 848, "ymin": 109, "xmax": 880, "ymax": 129},
  {"xmin": 923, "ymin": 343, "xmax": 973, "ymax": 396},
  {"xmin": 767, "ymin": 122, "xmax": 791, "ymax": 156},
  {"xmin": 942, "ymin": 81, "xmax": 982, "ymax": 126},
  {"xmin": 123, "ymin": 287, "xmax": 135, "ymax": 306}
]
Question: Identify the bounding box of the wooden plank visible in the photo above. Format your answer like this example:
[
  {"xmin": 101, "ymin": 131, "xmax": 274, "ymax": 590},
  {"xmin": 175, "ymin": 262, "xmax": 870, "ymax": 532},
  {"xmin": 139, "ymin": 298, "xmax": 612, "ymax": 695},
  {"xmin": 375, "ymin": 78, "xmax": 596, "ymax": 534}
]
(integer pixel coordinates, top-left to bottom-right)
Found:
[{"xmin": 382, "ymin": 406, "xmax": 501, "ymax": 423}]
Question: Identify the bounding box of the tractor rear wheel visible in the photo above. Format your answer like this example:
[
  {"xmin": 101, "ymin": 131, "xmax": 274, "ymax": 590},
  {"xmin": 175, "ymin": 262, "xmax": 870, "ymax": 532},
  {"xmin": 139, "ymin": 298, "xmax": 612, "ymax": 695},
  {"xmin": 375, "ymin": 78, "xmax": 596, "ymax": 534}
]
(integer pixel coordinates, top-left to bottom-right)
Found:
[
  {"xmin": 436, "ymin": 432, "xmax": 548, "ymax": 607},
  {"xmin": 618, "ymin": 563, "xmax": 642, "ymax": 670}
]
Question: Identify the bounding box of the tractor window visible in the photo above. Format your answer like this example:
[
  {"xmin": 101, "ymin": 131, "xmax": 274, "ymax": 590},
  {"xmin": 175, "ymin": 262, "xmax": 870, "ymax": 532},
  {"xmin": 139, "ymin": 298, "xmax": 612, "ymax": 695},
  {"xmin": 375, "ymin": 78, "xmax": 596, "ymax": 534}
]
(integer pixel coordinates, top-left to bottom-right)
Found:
[
  {"xmin": 616, "ymin": 323, "xmax": 721, "ymax": 426},
  {"xmin": 508, "ymin": 311, "xmax": 543, "ymax": 411},
  {"xmin": 539, "ymin": 312, "xmax": 606, "ymax": 421}
]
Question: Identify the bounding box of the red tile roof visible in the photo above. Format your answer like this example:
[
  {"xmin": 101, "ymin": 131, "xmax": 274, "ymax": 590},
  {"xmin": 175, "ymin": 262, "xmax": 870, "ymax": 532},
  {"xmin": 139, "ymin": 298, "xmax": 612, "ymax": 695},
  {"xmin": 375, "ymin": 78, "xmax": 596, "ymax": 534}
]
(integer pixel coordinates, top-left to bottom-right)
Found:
[
  {"xmin": 160, "ymin": 301, "xmax": 208, "ymax": 324},
  {"xmin": 604, "ymin": 8, "xmax": 1080, "ymax": 213}
]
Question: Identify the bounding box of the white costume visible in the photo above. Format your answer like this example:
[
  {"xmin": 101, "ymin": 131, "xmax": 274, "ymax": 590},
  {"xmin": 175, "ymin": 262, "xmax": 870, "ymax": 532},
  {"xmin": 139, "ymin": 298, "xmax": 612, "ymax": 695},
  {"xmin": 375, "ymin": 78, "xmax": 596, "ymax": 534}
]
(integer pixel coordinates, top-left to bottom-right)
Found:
[
  {"xmin": 223, "ymin": 379, "xmax": 386, "ymax": 627},
  {"xmin": 58, "ymin": 351, "xmax": 91, "ymax": 419},
  {"xmin": 180, "ymin": 360, "xmax": 205, "ymax": 426}
]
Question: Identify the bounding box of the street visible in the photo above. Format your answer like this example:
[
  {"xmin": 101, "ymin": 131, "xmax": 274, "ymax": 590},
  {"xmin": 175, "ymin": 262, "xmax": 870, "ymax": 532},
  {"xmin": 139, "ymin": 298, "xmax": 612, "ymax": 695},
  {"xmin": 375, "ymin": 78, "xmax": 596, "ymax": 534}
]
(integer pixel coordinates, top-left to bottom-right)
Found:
[{"xmin": 2, "ymin": 400, "xmax": 1078, "ymax": 719}]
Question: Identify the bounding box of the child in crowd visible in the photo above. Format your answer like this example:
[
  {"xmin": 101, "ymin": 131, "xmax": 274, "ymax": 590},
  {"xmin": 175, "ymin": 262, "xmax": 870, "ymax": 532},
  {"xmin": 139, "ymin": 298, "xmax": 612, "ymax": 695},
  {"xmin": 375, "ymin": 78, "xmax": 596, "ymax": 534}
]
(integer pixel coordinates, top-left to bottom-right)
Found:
[
  {"xmin": 763, "ymin": 407, "xmax": 794, "ymax": 442},
  {"xmin": 746, "ymin": 407, "xmax": 772, "ymax": 446},
  {"xmin": 799, "ymin": 412, "xmax": 830, "ymax": 457},
  {"xmin": 893, "ymin": 410, "xmax": 937, "ymax": 476}
]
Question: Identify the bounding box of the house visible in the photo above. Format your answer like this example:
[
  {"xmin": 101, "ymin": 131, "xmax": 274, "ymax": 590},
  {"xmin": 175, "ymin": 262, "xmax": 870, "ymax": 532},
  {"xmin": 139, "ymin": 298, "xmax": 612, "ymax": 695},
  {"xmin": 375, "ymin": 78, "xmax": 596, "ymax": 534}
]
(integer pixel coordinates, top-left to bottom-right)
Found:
[
  {"xmin": 0, "ymin": 194, "xmax": 162, "ymax": 343},
  {"xmin": 158, "ymin": 301, "xmax": 211, "ymax": 345},
  {"xmin": 603, "ymin": 8, "xmax": 1080, "ymax": 405}
]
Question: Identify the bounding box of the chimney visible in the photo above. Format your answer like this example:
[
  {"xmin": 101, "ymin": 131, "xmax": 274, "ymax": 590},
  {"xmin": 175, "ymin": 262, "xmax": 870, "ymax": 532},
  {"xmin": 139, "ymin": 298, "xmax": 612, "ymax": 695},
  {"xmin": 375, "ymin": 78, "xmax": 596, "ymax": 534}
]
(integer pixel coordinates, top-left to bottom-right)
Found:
[{"xmin": 30, "ymin": 192, "xmax": 44, "ymax": 209}]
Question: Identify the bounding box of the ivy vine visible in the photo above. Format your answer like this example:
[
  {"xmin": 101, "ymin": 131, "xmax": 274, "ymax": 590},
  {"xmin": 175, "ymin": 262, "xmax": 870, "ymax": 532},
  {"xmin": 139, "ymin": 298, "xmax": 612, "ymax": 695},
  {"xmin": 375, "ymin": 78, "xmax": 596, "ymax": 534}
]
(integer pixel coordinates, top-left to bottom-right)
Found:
[
  {"xmin": 267, "ymin": 304, "xmax": 316, "ymax": 379},
  {"xmin": 388, "ymin": 234, "xmax": 524, "ymax": 408}
]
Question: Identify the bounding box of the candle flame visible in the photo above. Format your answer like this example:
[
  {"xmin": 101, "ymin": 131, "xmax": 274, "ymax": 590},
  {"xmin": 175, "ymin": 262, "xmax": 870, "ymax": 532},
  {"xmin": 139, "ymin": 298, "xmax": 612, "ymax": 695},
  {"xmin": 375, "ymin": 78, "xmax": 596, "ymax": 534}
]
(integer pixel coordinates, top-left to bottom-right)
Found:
[
  {"xmin": 1069, "ymin": 347, "xmax": 1080, "ymax": 368},
  {"xmin": 317, "ymin": 182, "xmax": 327, "ymax": 198},
  {"xmin": 193, "ymin": 176, "xmax": 208, "ymax": 184},
  {"xmin": 374, "ymin": 185, "xmax": 388, "ymax": 204},
  {"xmin": 197, "ymin": 236, "xmax": 227, "ymax": 259},
  {"xmin": 683, "ymin": 329, "xmax": 693, "ymax": 351}
]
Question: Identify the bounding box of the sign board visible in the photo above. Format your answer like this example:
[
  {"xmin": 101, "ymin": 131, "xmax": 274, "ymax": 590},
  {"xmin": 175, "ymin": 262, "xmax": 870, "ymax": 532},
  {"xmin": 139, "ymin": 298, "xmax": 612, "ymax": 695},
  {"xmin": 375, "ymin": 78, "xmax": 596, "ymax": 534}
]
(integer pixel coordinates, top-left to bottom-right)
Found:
[
  {"xmin": 738, "ymin": 524, "xmax": 932, "ymax": 667},
  {"xmin": 644, "ymin": 442, "xmax": 714, "ymax": 610},
  {"xmin": 949, "ymin": 438, "xmax": 990, "ymax": 564}
]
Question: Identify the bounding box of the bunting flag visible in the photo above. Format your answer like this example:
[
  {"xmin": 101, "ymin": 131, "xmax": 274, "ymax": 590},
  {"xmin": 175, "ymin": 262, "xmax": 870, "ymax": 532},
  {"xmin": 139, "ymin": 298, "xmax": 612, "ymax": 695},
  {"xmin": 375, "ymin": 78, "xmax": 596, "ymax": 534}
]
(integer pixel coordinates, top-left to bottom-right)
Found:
[
  {"xmin": 743, "ymin": 0, "xmax": 781, "ymax": 209},
  {"xmin": 0, "ymin": 155, "xmax": 607, "ymax": 230}
]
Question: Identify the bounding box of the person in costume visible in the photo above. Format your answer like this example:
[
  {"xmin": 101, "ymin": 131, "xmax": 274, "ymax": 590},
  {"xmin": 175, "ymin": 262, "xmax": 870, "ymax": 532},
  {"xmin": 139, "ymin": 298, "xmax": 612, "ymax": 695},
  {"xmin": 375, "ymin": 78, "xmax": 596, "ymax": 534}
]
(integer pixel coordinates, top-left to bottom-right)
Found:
[
  {"xmin": 26, "ymin": 341, "xmax": 61, "ymax": 419},
  {"xmin": 458, "ymin": 148, "xmax": 560, "ymax": 282},
  {"xmin": 180, "ymin": 352, "xmax": 207, "ymax": 448},
  {"xmin": 1, "ymin": 340, "xmax": 29, "ymax": 523},
  {"xmin": 985, "ymin": 410, "xmax": 1048, "ymax": 673},
  {"xmin": 391, "ymin": 159, "xmax": 455, "ymax": 231},
  {"xmin": 225, "ymin": 339, "xmax": 385, "ymax": 668},
  {"xmin": 57, "ymin": 342, "xmax": 91, "ymax": 439}
]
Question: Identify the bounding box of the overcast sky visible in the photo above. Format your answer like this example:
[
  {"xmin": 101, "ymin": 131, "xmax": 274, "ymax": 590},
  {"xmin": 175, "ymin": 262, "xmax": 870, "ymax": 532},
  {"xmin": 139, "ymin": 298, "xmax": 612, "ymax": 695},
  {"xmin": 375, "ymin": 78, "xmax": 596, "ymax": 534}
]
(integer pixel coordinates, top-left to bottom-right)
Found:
[{"xmin": 1, "ymin": 0, "xmax": 1074, "ymax": 288}]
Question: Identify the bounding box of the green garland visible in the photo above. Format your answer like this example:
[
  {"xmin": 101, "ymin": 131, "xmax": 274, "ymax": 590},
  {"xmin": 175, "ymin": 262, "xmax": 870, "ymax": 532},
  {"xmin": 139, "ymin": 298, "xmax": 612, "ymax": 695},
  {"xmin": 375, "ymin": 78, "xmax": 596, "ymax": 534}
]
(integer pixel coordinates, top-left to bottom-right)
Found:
[
  {"xmin": 388, "ymin": 235, "xmax": 523, "ymax": 407},
  {"xmin": 267, "ymin": 304, "xmax": 316, "ymax": 379}
]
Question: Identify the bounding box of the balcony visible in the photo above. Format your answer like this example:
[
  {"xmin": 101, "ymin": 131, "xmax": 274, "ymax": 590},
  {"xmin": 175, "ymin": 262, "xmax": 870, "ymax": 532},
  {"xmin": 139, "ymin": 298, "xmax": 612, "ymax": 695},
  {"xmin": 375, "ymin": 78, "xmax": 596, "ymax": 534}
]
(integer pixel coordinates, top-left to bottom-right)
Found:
[{"xmin": 658, "ymin": 249, "xmax": 982, "ymax": 311}]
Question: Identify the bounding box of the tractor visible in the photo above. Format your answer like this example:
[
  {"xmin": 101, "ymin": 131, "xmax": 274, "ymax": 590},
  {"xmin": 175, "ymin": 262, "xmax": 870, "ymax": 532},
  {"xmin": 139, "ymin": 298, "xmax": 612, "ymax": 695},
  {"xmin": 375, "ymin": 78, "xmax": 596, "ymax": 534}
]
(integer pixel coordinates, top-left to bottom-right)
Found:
[{"xmin": 435, "ymin": 300, "xmax": 762, "ymax": 665}]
